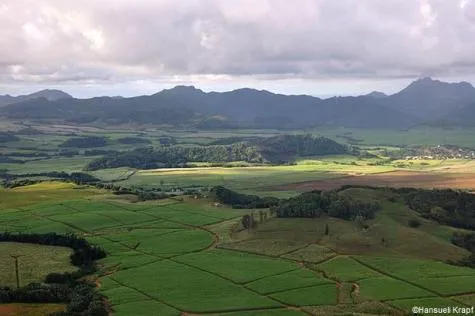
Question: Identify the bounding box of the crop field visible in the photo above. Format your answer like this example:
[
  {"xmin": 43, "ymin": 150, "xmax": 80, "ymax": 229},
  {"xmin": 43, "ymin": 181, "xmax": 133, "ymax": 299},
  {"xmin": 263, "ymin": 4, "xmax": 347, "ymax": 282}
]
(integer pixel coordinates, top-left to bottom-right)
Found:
[
  {"xmin": 0, "ymin": 184, "xmax": 473, "ymax": 315},
  {"xmin": 0, "ymin": 242, "xmax": 75, "ymax": 287}
]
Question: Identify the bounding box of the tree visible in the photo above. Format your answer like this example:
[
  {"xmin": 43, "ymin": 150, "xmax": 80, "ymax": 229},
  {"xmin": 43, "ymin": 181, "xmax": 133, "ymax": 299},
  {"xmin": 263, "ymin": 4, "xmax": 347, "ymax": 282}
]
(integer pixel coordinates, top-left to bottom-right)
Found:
[{"xmin": 241, "ymin": 215, "xmax": 256, "ymax": 230}]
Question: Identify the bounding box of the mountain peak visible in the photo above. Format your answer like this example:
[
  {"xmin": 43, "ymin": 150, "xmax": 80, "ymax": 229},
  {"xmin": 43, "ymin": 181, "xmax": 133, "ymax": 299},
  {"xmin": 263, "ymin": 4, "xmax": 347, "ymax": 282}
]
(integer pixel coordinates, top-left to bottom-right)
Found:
[
  {"xmin": 163, "ymin": 85, "xmax": 203, "ymax": 93},
  {"xmin": 29, "ymin": 89, "xmax": 73, "ymax": 101},
  {"xmin": 365, "ymin": 91, "xmax": 387, "ymax": 98}
]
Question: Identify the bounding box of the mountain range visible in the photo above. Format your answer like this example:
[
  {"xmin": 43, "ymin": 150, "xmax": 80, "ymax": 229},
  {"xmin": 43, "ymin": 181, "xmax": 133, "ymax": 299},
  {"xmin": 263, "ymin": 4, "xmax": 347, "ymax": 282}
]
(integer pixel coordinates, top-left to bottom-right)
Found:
[{"xmin": 1, "ymin": 78, "xmax": 475, "ymax": 129}]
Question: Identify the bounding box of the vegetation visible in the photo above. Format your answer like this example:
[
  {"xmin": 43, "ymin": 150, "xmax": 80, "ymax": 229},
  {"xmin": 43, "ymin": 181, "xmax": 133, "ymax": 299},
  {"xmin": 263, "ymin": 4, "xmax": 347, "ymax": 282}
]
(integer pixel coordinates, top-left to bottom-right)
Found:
[
  {"xmin": 85, "ymin": 135, "xmax": 349, "ymax": 170},
  {"xmin": 403, "ymin": 189, "xmax": 475, "ymax": 229},
  {"xmin": 59, "ymin": 137, "xmax": 108, "ymax": 148},
  {"xmin": 210, "ymin": 186, "xmax": 279, "ymax": 209},
  {"xmin": 116, "ymin": 137, "xmax": 151, "ymax": 145},
  {"xmin": 1, "ymin": 183, "xmax": 475, "ymax": 315},
  {"xmin": 0, "ymin": 132, "xmax": 19, "ymax": 143},
  {"xmin": 272, "ymin": 190, "xmax": 381, "ymax": 220}
]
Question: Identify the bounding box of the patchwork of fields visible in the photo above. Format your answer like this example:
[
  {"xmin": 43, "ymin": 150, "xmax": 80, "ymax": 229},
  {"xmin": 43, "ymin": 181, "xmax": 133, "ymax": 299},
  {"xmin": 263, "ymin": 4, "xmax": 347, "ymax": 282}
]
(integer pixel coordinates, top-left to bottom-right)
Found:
[{"xmin": 0, "ymin": 184, "xmax": 474, "ymax": 315}]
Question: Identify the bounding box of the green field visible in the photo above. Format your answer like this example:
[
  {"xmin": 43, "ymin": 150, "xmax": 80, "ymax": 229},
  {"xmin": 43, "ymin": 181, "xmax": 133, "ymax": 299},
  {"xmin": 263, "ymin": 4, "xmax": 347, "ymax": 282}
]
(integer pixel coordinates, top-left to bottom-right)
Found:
[{"xmin": 0, "ymin": 182, "xmax": 474, "ymax": 315}]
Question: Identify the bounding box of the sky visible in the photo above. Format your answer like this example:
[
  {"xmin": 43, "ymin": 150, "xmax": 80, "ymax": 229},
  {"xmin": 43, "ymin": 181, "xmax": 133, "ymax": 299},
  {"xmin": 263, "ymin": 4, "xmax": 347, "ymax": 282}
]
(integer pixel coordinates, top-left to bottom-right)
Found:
[{"xmin": 1, "ymin": 0, "xmax": 475, "ymax": 98}]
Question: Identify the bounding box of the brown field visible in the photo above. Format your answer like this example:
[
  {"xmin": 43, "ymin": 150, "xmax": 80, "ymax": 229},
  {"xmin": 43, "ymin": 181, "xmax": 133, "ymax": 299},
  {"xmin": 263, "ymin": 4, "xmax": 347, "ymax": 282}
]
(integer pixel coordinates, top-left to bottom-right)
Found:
[
  {"xmin": 0, "ymin": 304, "xmax": 66, "ymax": 316},
  {"xmin": 273, "ymin": 171, "xmax": 475, "ymax": 192}
]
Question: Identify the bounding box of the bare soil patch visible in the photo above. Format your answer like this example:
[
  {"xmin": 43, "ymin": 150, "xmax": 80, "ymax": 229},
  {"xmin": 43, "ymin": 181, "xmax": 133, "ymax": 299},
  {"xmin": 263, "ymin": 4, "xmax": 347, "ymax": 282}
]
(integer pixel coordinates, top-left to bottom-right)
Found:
[{"xmin": 273, "ymin": 171, "xmax": 475, "ymax": 192}]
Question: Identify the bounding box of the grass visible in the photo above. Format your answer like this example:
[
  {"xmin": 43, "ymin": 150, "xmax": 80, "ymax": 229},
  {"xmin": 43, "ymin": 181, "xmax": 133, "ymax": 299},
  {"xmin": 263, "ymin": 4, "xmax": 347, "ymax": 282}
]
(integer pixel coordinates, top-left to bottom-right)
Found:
[
  {"xmin": 357, "ymin": 277, "xmax": 435, "ymax": 301},
  {"xmin": 219, "ymin": 239, "xmax": 308, "ymax": 257},
  {"xmin": 246, "ymin": 269, "xmax": 332, "ymax": 294},
  {"xmin": 388, "ymin": 297, "xmax": 467, "ymax": 315},
  {"xmin": 282, "ymin": 244, "xmax": 337, "ymax": 263},
  {"xmin": 174, "ymin": 249, "xmax": 298, "ymax": 283},
  {"xmin": 0, "ymin": 182, "xmax": 102, "ymax": 209},
  {"xmin": 112, "ymin": 260, "xmax": 282, "ymax": 313},
  {"xmin": 111, "ymin": 301, "xmax": 179, "ymax": 316},
  {"xmin": 0, "ymin": 242, "xmax": 76, "ymax": 287},
  {"xmin": 316, "ymin": 256, "xmax": 381, "ymax": 282},
  {"xmin": 1, "ymin": 182, "xmax": 474, "ymax": 315},
  {"xmin": 355, "ymin": 256, "xmax": 475, "ymax": 295},
  {"xmin": 269, "ymin": 283, "xmax": 338, "ymax": 306}
]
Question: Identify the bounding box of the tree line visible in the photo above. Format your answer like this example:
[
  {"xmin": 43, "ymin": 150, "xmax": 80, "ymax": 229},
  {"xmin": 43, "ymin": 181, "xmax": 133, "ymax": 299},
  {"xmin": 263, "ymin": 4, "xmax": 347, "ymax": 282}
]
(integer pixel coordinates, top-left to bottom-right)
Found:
[
  {"xmin": 210, "ymin": 186, "xmax": 279, "ymax": 209},
  {"xmin": 1, "ymin": 172, "xmax": 100, "ymax": 188},
  {"xmin": 403, "ymin": 189, "xmax": 475, "ymax": 230},
  {"xmin": 0, "ymin": 232, "xmax": 106, "ymax": 269},
  {"xmin": 85, "ymin": 134, "xmax": 350, "ymax": 170},
  {"xmin": 59, "ymin": 136, "xmax": 108, "ymax": 148},
  {"xmin": 271, "ymin": 190, "xmax": 381, "ymax": 220}
]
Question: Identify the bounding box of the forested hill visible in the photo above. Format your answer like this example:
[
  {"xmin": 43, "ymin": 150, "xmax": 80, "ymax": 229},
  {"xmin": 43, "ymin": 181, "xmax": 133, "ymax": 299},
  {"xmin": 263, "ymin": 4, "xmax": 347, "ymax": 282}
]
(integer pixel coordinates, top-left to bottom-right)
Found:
[{"xmin": 85, "ymin": 134, "xmax": 349, "ymax": 170}]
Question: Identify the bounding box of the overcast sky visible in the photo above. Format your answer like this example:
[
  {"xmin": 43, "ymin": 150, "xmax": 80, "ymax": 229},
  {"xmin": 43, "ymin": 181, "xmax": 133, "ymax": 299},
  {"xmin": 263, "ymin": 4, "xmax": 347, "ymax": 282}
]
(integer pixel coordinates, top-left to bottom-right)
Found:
[{"xmin": 1, "ymin": 0, "xmax": 475, "ymax": 98}]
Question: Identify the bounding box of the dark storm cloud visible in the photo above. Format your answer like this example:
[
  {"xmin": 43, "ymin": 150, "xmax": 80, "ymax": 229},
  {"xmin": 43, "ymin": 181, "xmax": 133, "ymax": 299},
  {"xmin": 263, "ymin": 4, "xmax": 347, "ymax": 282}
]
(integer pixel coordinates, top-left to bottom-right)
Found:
[{"xmin": 0, "ymin": 0, "xmax": 474, "ymax": 84}]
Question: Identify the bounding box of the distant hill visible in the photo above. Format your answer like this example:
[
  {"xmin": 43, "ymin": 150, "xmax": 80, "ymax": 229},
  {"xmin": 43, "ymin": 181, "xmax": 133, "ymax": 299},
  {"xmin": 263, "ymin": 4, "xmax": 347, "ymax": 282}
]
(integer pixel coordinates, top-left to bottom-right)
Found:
[
  {"xmin": 2, "ymin": 78, "xmax": 475, "ymax": 128},
  {"xmin": 0, "ymin": 89, "xmax": 72, "ymax": 106},
  {"xmin": 383, "ymin": 77, "xmax": 475, "ymax": 120}
]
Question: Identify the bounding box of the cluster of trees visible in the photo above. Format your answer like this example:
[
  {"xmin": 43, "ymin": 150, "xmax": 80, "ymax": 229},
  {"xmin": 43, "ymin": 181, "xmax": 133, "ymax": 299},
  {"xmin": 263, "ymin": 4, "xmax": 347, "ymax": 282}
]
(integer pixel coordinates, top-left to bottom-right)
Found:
[
  {"xmin": 83, "ymin": 149, "xmax": 119, "ymax": 156},
  {"xmin": 117, "ymin": 137, "xmax": 151, "ymax": 145},
  {"xmin": 210, "ymin": 186, "xmax": 279, "ymax": 209},
  {"xmin": 256, "ymin": 134, "xmax": 348, "ymax": 163},
  {"xmin": 449, "ymin": 232, "xmax": 475, "ymax": 268},
  {"xmin": 0, "ymin": 233, "xmax": 105, "ymax": 269},
  {"xmin": 59, "ymin": 136, "xmax": 108, "ymax": 148},
  {"xmin": 0, "ymin": 132, "xmax": 19, "ymax": 143},
  {"xmin": 1, "ymin": 172, "xmax": 100, "ymax": 188},
  {"xmin": 272, "ymin": 190, "xmax": 381, "ymax": 220},
  {"xmin": 0, "ymin": 283, "xmax": 70, "ymax": 303},
  {"xmin": 0, "ymin": 283, "xmax": 107, "ymax": 316},
  {"xmin": 403, "ymin": 189, "xmax": 475, "ymax": 230},
  {"xmin": 85, "ymin": 135, "xmax": 350, "ymax": 170},
  {"xmin": 85, "ymin": 143, "xmax": 265, "ymax": 170}
]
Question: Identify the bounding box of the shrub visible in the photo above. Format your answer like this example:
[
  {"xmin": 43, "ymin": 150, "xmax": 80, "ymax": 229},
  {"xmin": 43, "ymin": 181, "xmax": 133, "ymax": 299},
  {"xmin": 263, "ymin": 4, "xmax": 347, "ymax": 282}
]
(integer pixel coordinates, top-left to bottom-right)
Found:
[{"xmin": 408, "ymin": 219, "xmax": 421, "ymax": 228}]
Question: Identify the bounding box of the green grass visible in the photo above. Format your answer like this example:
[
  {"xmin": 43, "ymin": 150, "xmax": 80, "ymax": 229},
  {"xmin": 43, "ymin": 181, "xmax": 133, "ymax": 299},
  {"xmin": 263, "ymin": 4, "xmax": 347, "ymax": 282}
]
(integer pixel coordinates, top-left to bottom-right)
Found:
[
  {"xmin": 246, "ymin": 269, "xmax": 332, "ymax": 294},
  {"xmin": 316, "ymin": 256, "xmax": 382, "ymax": 282},
  {"xmin": 0, "ymin": 182, "xmax": 102, "ymax": 209},
  {"xmin": 208, "ymin": 309, "xmax": 306, "ymax": 316},
  {"xmin": 388, "ymin": 297, "xmax": 467, "ymax": 315},
  {"xmin": 357, "ymin": 277, "xmax": 435, "ymax": 301},
  {"xmin": 282, "ymin": 244, "xmax": 337, "ymax": 263},
  {"xmin": 355, "ymin": 256, "xmax": 475, "ymax": 295},
  {"xmin": 111, "ymin": 301, "xmax": 179, "ymax": 316},
  {"xmin": 219, "ymin": 239, "xmax": 308, "ymax": 257},
  {"xmin": 174, "ymin": 249, "xmax": 298, "ymax": 283},
  {"xmin": 1, "ymin": 182, "xmax": 474, "ymax": 315},
  {"xmin": 0, "ymin": 242, "xmax": 76, "ymax": 287},
  {"xmin": 269, "ymin": 284, "xmax": 337, "ymax": 306},
  {"xmin": 112, "ymin": 260, "xmax": 282, "ymax": 312}
]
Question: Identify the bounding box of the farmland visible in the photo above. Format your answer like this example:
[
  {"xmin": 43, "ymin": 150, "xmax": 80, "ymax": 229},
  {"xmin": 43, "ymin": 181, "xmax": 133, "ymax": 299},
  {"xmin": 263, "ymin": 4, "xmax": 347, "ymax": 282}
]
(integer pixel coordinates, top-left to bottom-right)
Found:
[
  {"xmin": 0, "ymin": 183, "xmax": 474, "ymax": 315},
  {"xmin": 1, "ymin": 123, "xmax": 475, "ymax": 315},
  {"xmin": 3, "ymin": 122, "xmax": 475, "ymax": 197}
]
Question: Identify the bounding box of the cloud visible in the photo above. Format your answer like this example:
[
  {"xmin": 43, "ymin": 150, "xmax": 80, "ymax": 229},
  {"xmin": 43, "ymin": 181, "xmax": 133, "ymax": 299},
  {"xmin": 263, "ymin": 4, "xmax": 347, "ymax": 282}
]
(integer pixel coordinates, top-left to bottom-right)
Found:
[{"xmin": 0, "ymin": 0, "xmax": 475, "ymax": 85}]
